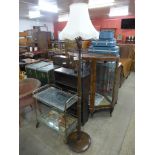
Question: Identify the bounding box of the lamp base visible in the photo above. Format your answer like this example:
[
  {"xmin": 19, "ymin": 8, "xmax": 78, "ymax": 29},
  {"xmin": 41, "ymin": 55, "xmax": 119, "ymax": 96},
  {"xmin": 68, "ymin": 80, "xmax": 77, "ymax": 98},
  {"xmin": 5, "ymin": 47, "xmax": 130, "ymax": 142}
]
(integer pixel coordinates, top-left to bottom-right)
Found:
[{"xmin": 67, "ymin": 131, "xmax": 91, "ymax": 153}]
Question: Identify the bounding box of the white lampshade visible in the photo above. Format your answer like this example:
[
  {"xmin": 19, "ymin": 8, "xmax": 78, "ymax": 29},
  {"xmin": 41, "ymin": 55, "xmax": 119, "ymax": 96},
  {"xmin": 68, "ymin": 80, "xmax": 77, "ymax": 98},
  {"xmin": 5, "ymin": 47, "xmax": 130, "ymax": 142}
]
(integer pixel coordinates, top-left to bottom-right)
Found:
[{"xmin": 59, "ymin": 3, "xmax": 99, "ymax": 40}]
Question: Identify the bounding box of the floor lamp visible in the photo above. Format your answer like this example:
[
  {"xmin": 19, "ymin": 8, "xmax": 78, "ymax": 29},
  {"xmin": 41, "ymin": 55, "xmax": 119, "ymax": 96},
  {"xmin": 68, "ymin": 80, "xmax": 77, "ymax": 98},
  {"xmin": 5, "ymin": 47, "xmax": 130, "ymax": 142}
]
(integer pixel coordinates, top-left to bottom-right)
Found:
[
  {"xmin": 67, "ymin": 37, "xmax": 91, "ymax": 153},
  {"xmin": 59, "ymin": 3, "xmax": 98, "ymax": 152}
]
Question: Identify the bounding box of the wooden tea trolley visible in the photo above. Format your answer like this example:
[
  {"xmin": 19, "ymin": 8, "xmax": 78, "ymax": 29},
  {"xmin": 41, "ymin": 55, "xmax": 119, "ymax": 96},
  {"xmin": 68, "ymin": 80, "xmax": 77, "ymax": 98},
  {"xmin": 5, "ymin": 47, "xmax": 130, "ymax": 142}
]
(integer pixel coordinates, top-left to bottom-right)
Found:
[{"xmin": 33, "ymin": 84, "xmax": 78, "ymax": 142}]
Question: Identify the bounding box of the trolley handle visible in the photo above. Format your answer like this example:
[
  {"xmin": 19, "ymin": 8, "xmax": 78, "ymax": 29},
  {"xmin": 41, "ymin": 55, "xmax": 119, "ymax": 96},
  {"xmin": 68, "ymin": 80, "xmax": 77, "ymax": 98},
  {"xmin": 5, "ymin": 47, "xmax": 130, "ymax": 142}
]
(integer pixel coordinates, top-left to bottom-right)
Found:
[
  {"xmin": 64, "ymin": 94, "xmax": 78, "ymax": 111},
  {"xmin": 66, "ymin": 89, "xmax": 76, "ymax": 94},
  {"xmin": 49, "ymin": 83, "xmax": 62, "ymax": 90},
  {"xmin": 33, "ymin": 84, "xmax": 50, "ymax": 94},
  {"xmin": 66, "ymin": 95, "xmax": 78, "ymax": 104}
]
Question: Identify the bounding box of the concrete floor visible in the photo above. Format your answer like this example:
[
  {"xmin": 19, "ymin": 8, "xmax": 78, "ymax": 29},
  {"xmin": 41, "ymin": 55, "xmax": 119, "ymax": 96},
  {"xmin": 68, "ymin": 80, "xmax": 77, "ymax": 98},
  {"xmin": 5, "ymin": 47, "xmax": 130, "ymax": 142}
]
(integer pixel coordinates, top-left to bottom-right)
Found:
[{"xmin": 19, "ymin": 72, "xmax": 135, "ymax": 155}]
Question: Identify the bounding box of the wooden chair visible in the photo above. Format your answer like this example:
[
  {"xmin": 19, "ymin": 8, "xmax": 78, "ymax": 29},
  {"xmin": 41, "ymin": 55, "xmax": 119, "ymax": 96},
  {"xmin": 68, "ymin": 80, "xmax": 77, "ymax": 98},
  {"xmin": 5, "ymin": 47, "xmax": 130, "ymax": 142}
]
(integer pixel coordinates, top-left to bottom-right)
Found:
[{"xmin": 119, "ymin": 44, "xmax": 135, "ymax": 75}]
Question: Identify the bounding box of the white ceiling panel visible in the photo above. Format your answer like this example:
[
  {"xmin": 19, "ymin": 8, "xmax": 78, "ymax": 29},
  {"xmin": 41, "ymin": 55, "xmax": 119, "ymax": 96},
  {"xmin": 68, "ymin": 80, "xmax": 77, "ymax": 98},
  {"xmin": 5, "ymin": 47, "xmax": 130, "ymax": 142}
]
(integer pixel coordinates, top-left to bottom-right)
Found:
[{"xmin": 19, "ymin": 0, "xmax": 135, "ymax": 22}]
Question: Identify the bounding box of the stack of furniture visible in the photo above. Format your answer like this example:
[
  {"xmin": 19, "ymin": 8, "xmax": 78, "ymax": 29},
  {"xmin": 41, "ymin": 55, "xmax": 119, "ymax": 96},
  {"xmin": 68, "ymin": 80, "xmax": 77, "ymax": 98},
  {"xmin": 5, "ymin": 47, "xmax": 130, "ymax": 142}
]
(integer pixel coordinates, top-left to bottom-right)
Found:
[
  {"xmin": 25, "ymin": 29, "xmax": 52, "ymax": 51},
  {"xmin": 19, "ymin": 32, "xmax": 32, "ymax": 57},
  {"xmin": 19, "ymin": 28, "xmax": 52, "ymax": 59}
]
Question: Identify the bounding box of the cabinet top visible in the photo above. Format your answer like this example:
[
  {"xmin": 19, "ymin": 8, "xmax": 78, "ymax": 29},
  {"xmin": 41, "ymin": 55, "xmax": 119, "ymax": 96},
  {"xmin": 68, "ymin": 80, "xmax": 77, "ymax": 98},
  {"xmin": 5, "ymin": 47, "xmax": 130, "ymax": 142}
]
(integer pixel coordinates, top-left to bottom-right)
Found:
[{"xmin": 68, "ymin": 52, "xmax": 119, "ymax": 61}]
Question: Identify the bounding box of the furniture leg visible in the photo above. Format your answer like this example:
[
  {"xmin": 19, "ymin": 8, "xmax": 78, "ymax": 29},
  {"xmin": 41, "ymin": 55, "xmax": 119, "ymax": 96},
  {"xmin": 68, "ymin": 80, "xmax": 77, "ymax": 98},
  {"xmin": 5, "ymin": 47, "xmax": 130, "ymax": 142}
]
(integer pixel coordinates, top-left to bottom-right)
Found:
[
  {"xmin": 37, "ymin": 102, "xmax": 42, "ymax": 113},
  {"xmin": 89, "ymin": 60, "xmax": 96, "ymax": 115},
  {"xmin": 19, "ymin": 113, "xmax": 22, "ymax": 128},
  {"xmin": 112, "ymin": 60, "xmax": 119, "ymax": 107},
  {"xmin": 34, "ymin": 99, "xmax": 40, "ymax": 128},
  {"xmin": 110, "ymin": 108, "xmax": 114, "ymax": 117},
  {"xmin": 90, "ymin": 113, "xmax": 94, "ymax": 118}
]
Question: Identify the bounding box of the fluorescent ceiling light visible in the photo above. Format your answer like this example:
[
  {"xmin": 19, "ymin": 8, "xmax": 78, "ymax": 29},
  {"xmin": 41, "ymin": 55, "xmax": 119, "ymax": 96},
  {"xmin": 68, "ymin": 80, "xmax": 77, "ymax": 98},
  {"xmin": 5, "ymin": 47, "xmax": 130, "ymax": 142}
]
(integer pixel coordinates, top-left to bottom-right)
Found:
[
  {"xmin": 29, "ymin": 11, "xmax": 42, "ymax": 19},
  {"xmin": 58, "ymin": 14, "xmax": 69, "ymax": 22},
  {"xmin": 38, "ymin": 0, "xmax": 59, "ymax": 13},
  {"xmin": 109, "ymin": 6, "xmax": 129, "ymax": 17},
  {"xmin": 88, "ymin": 0, "xmax": 115, "ymax": 9}
]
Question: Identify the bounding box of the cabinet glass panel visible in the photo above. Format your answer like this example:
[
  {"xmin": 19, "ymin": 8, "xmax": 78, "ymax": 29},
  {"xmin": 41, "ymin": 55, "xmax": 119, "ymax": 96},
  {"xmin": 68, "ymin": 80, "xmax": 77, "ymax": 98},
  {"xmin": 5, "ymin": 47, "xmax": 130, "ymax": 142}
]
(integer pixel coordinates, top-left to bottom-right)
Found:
[{"xmin": 95, "ymin": 61, "xmax": 116, "ymax": 106}]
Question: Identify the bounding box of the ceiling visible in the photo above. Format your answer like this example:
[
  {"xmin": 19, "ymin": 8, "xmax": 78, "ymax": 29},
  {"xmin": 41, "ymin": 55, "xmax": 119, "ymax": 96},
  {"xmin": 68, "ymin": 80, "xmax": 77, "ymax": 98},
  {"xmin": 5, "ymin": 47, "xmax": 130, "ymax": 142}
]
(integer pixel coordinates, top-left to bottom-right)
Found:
[
  {"xmin": 19, "ymin": 0, "xmax": 58, "ymax": 22},
  {"xmin": 19, "ymin": 0, "xmax": 135, "ymax": 22}
]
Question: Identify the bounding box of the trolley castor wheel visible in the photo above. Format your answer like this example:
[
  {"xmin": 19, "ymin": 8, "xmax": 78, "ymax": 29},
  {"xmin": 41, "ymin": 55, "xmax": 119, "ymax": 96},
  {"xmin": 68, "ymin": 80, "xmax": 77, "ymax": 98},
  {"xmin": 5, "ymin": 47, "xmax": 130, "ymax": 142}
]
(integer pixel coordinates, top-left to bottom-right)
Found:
[
  {"xmin": 63, "ymin": 138, "xmax": 68, "ymax": 144},
  {"xmin": 36, "ymin": 122, "xmax": 40, "ymax": 128},
  {"xmin": 90, "ymin": 113, "xmax": 94, "ymax": 118},
  {"xmin": 110, "ymin": 112, "xmax": 112, "ymax": 117},
  {"xmin": 110, "ymin": 108, "xmax": 114, "ymax": 117}
]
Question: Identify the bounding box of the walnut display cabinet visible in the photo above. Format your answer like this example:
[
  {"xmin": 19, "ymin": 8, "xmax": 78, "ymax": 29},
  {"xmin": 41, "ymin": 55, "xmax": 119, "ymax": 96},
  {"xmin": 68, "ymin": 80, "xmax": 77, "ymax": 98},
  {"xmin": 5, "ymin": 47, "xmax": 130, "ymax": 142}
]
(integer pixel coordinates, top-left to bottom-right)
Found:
[{"xmin": 85, "ymin": 54, "xmax": 119, "ymax": 117}]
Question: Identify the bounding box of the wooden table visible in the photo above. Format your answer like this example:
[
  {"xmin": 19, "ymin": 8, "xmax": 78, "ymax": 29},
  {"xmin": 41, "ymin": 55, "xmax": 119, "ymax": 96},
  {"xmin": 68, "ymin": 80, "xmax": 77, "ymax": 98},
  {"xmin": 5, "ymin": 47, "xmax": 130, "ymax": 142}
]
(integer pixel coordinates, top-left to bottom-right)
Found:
[
  {"xmin": 19, "ymin": 58, "xmax": 41, "ymax": 71},
  {"xmin": 20, "ymin": 58, "xmax": 40, "ymax": 64},
  {"xmin": 22, "ymin": 58, "xmax": 40, "ymax": 64}
]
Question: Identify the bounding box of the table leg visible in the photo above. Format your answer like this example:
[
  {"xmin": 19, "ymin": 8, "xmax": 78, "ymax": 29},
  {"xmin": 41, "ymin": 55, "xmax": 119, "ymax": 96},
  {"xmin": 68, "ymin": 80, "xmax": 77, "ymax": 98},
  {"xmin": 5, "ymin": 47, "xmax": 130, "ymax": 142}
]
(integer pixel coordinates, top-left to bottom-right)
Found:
[{"xmin": 34, "ymin": 99, "xmax": 41, "ymax": 128}]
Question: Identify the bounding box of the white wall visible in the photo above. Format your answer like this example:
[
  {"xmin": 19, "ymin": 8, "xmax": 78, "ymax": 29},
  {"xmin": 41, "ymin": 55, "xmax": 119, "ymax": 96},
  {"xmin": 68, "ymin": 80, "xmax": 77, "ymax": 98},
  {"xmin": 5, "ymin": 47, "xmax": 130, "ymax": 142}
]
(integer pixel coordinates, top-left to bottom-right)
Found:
[{"xmin": 19, "ymin": 19, "xmax": 54, "ymax": 33}]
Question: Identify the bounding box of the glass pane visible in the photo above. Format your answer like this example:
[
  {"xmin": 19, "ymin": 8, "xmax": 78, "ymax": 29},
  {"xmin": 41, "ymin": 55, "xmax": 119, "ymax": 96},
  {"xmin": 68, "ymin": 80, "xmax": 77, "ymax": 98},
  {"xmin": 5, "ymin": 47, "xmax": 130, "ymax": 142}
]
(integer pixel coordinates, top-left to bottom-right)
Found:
[{"xmin": 95, "ymin": 60, "xmax": 116, "ymax": 106}]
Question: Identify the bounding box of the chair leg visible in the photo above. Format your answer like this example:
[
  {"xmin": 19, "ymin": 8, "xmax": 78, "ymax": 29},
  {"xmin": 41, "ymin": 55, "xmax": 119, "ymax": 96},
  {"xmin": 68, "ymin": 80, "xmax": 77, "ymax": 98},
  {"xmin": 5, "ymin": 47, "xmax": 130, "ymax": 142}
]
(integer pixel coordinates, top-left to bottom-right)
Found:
[
  {"xmin": 34, "ymin": 99, "xmax": 41, "ymax": 125},
  {"xmin": 19, "ymin": 119, "xmax": 21, "ymax": 128},
  {"xmin": 19, "ymin": 113, "xmax": 22, "ymax": 128},
  {"xmin": 30, "ymin": 104, "xmax": 33, "ymax": 109},
  {"xmin": 38, "ymin": 103, "xmax": 42, "ymax": 113},
  {"xmin": 35, "ymin": 101, "xmax": 42, "ymax": 113}
]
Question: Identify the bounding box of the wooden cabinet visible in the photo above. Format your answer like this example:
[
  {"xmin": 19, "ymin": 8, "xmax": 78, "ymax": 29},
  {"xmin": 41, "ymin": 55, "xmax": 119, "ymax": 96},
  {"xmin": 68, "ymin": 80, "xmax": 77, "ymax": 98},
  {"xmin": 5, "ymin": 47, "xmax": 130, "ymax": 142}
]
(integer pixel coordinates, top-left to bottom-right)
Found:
[
  {"xmin": 19, "ymin": 32, "xmax": 31, "ymax": 55},
  {"xmin": 80, "ymin": 53, "xmax": 119, "ymax": 116},
  {"xmin": 118, "ymin": 43, "xmax": 135, "ymax": 74},
  {"xmin": 25, "ymin": 29, "xmax": 52, "ymax": 50}
]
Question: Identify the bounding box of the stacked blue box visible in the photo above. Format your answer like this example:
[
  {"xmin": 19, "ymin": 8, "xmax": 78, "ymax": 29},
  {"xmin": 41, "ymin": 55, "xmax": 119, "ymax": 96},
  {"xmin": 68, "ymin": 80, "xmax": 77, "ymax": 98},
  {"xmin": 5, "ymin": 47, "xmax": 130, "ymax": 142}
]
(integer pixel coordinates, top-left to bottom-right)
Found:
[
  {"xmin": 88, "ymin": 31, "xmax": 120, "ymax": 57},
  {"xmin": 91, "ymin": 39, "xmax": 116, "ymax": 47},
  {"xmin": 99, "ymin": 31, "xmax": 114, "ymax": 39}
]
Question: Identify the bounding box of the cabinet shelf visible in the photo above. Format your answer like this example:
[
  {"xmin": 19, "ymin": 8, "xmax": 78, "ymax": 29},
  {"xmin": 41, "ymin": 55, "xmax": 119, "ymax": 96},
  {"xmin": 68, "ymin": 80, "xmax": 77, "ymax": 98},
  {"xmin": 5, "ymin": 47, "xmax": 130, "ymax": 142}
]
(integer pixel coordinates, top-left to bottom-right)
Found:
[
  {"xmin": 55, "ymin": 81, "xmax": 77, "ymax": 90},
  {"xmin": 89, "ymin": 93, "xmax": 112, "ymax": 110}
]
